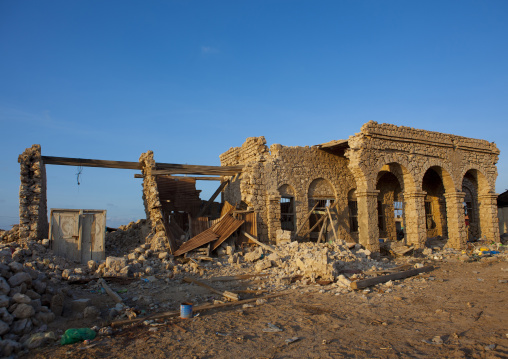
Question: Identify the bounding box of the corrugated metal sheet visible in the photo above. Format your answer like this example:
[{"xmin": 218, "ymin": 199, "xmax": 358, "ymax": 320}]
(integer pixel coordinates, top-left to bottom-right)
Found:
[
  {"xmin": 173, "ymin": 228, "xmax": 218, "ymax": 256},
  {"xmin": 156, "ymin": 176, "xmax": 202, "ymax": 216},
  {"xmin": 211, "ymin": 214, "xmax": 245, "ymax": 250}
]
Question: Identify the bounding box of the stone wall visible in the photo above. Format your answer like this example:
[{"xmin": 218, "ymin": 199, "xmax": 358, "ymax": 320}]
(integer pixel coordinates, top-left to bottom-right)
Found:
[
  {"xmin": 139, "ymin": 151, "xmax": 170, "ymax": 251},
  {"xmin": 18, "ymin": 145, "xmax": 48, "ymax": 240},
  {"xmin": 220, "ymin": 122, "xmax": 500, "ymax": 252}
]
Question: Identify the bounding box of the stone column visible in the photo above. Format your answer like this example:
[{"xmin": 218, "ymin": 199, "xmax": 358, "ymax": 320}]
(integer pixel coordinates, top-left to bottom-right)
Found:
[
  {"xmin": 266, "ymin": 191, "xmax": 281, "ymax": 244},
  {"xmin": 478, "ymin": 193, "xmax": 500, "ymax": 242},
  {"xmin": 443, "ymin": 192, "xmax": 468, "ymax": 249},
  {"xmin": 403, "ymin": 191, "xmax": 427, "ymax": 248},
  {"xmin": 356, "ymin": 190, "xmax": 380, "ymax": 252},
  {"xmin": 18, "ymin": 144, "xmax": 48, "ymax": 240},
  {"xmin": 139, "ymin": 151, "xmax": 172, "ymax": 251}
]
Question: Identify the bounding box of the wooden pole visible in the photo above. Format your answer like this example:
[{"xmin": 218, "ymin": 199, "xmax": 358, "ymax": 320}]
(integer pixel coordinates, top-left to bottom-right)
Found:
[
  {"xmin": 292, "ymin": 202, "xmax": 319, "ymax": 240},
  {"xmin": 241, "ymin": 231, "xmax": 278, "ymax": 253},
  {"xmin": 183, "ymin": 277, "xmax": 239, "ymax": 301},
  {"xmin": 326, "ymin": 207, "xmax": 338, "ymax": 242},
  {"xmin": 350, "ymin": 266, "xmax": 435, "ymax": 290}
]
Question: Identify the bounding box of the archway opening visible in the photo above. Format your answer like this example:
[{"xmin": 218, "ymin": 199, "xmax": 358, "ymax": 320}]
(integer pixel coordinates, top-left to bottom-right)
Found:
[
  {"xmin": 308, "ymin": 178, "xmax": 335, "ymax": 241},
  {"xmin": 462, "ymin": 170, "xmax": 481, "ymax": 241},
  {"xmin": 376, "ymin": 172, "xmax": 405, "ymax": 242},
  {"xmin": 422, "ymin": 168, "xmax": 448, "ymax": 241}
]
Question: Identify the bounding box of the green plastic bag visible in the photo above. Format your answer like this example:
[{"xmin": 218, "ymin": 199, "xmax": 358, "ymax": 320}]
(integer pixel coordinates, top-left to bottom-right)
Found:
[{"xmin": 60, "ymin": 328, "xmax": 96, "ymax": 345}]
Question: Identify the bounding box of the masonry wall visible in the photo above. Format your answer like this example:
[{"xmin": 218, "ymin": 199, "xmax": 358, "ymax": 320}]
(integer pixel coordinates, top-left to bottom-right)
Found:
[
  {"xmin": 221, "ymin": 122, "xmax": 500, "ymax": 251},
  {"xmin": 18, "ymin": 145, "xmax": 48, "ymax": 240}
]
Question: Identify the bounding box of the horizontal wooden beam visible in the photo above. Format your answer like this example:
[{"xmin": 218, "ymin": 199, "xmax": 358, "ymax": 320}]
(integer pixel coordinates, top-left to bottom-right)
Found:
[
  {"xmin": 151, "ymin": 169, "xmax": 241, "ymax": 176},
  {"xmin": 41, "ymin": 156, "xmax": 243, "ymax": 175},
  {"xmin": 134, "ymin": 174, "xmax": 222, "ymax": 180},
  {"xmin": 41, "ymin": 156, "xmax": 141, "ymax": 170}
]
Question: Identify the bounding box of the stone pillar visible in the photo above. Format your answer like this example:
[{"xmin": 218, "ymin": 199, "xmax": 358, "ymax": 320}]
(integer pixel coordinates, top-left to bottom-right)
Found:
[
  {"xmin": 139, "ymin": 151, "xmax": 172, "ymax": 251},
  {"xmin": 478, "ymin": 193, "xmax": 500, "ymax": 242},
  {"xmin": 356, "ymin": 190, "xmax": 380, "ymax": 252},
  {"xmin": 443, "ymin": 192, "xmax": 468, "ymax": 249},
  {"xmin": 403, "ymin": 191, "xmax": 427, "ymax": 248},
  {"xmin": 18, "ymin": 144, "xmax": 48, "ymax": 240},
  {"xmin": 266, "ymin": 191, "xmax": 281, "ymax": 244}
]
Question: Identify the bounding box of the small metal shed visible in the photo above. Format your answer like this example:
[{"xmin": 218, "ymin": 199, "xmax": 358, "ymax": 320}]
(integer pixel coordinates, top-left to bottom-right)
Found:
[{"xmin": 49, "ymin": 209, "xmax": 106, "ymax": 264}]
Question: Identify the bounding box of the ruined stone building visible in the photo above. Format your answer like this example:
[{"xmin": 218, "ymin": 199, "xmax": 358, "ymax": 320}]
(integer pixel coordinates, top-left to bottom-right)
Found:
[{"xmin": 220, "ymin": 122, "xmax": 500, "ymax": 251}]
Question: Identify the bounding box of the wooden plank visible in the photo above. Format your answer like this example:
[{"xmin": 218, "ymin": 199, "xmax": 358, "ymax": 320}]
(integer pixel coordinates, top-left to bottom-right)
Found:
[
  {"xmin": 326, "ymin": 207, "xmax": 339, "ymax": 242},
  {"xmin": 300, "ymin": 201, "xmax": 339, "ymax": 239},
  {"xmin": 241, "ymin": 231, "xmax": 278, "ymax": 253},
  {"xmin": 317, "ymin": 216, "xmax": 328, "ymax": 244},
  {"xmin": 350, "ymin": 266, "xmax": 435, "ymax": 290},
  {"xmin": 292, "ymin": 202, "xmax": 319, "ymax": 240},
  {"xmin": 135, "ymin": 174, "xmax": 222, "ymax": 180},
  {"xmin": 111, "ymin": 292, "xmax": 290, "ymax": 328},
  {"xmin": 183, "ymin": 277, "xmax": 239, "ymax": 301},
  {"xmin": 208, "ymin": 273, "xmax": 270, "ymax": 282},
  {"xmin": 196, "ymin": 180, "xmax": 229, "ymax": 218},
  {"xmin": 41, "ymin": 156, "xmax": 141, "ymax": 169},
  {"xmin": 98, "ymin": 278, "xmax": 123, "ymax": 303}
]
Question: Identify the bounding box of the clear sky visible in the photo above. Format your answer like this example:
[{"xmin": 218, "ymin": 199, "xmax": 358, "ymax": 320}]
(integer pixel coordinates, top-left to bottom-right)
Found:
[{"xmin": 1, "ymin": 0, "xmax": 507, "ymax": 230}]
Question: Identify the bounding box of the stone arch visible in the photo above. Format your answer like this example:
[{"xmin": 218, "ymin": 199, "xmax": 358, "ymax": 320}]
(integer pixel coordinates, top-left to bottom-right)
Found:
[
  {"xmin": 459, "ymin": 166, "xmax": 493, "ymax": 195},
  {"xmin": 417, "ymin": 162, "xmax": 456, "ymax": 193},
  {"xmin": 462, "ymin": 174, "xmax": 479, "ymax": 240},
  {"xmin": 374, "ymin": 158, "xmax": 417, "ymax": 193},
  {"xmin": 278, "ymin": 183, "xmax": 296, "ymax": 197},
  {"xmin": 308, "ymin": 178, "xmax": 336, "ymax": 199}
]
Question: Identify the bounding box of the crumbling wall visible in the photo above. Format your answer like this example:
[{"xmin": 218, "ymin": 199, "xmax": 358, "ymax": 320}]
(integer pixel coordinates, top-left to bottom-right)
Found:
[
  {"xmin": 220, "ymin": 139, "xmax": 357, "ymax": 244},
  {"xmin": 18, "ymin": 145, "xmax": 48, "ymax": 240},
  {"xmin": 139, "ymin": 151, "xmax": 169, "ymax": 251}
]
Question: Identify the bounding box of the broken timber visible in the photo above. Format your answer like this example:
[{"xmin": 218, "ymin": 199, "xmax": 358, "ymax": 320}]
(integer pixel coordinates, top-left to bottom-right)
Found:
[
  {"xmin": 111, "ymin": 292, "xmax": 290, "ymax": 328},
  {"xmin": 183, "ymin": 277, "xmax": 239, "ymax": 301},
  {"xmin": 98, "ymin": 278, "xmax": 123, "ymax": 303},
  {"xmin": 241, "ymin": 231, "xmax": 278, "ymax": 253},
  {"xmin": 196, "ymin": 180, "xmax": 230, "ymax": 218},
  {"xmin": 350, "ymin": 266, "xmax": 435, "ymax": 290}
]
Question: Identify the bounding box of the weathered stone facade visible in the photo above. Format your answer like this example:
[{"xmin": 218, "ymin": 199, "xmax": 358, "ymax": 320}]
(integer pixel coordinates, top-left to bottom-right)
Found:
[
  {"xmin": 220, "ymin": 122, "xmax": 500, "ymax": 252},
  {"xmin": 18, "ymin": 145, "xmax": 48, "ymax": 240}
]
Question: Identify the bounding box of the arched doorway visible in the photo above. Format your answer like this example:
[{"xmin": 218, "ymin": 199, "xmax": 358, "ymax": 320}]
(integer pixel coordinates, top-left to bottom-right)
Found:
[
  {"xmin": 421, "ymin": 167, "xmax": 450, "ymax": 240},
  {"xmin": 376, "ymin": 172, "xmax": 405, "ymax": 242},
  {"xmin": 308, "ymin": 178, "xmax": 335, "ymax": 241}
]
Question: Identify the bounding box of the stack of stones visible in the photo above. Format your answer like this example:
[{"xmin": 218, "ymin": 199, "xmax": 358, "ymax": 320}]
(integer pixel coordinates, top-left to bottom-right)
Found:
[
  {"xmin": 105, "ymin": 219, "xmax": 150, "ymax": 256},
  {"xmin": 0, "ymin": 226, "xmax": 20, "ymax": 243},
  {"xmin": 18, "ymin": 145, "xmax": 48, "ymax": 240},
  {"xmin": 139, "ymin": 151, "xmax": 169, "ymax": 251},
  {"xmin": 0, "ymin": 242, "xmax": 56, "ymax": 356}
]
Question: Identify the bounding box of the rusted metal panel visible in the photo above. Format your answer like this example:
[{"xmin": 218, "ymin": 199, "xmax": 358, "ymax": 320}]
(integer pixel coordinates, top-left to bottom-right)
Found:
[
  {"xmin": 173, "ymin": 228, "xmax": 219, "ymax": 256},
  {"xmin": 211, "ymin": 215, "xmax": 245, "ymax": 250}
]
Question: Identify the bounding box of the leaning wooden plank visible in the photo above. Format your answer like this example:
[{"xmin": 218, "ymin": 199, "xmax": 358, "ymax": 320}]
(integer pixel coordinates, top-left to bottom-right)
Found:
[
  {"xmin": 326, "ymin": 207, "xmax": 339, "ymax": 242},
  {"xmin": 300, "ymin": 201, "xmax": 339, "ymax": 239},
  {"xmin": 350, "ymin": 266, "xmax": 435, "ymax": 290},
  {"xmin": 241, "ymin": 231, "xmax": 278, "ymax": 253},
  {"xmin": 196, "ymin": 180, "xmax": 230, "ymax": 218},
  {"xmin": 173, "ymin": 228, "xmax": 219, "ymax": 256},
  {"xmin": 316, "ymin": 216, "xmax": 328, "ymax": 244},
  {"xmin": 98, "ymin": 278, "xmax": 123, "ymax": 303},
  {"xmin": 183, "ymin": 277, "xmax": 239, "ymax": 301},
  {"xmin": 291, "ymin": 202, "xmax": 319, "ymax": 240},
  {"xmin": 111, "ymin": 292, "xmax": 290, "ymax": 328}
]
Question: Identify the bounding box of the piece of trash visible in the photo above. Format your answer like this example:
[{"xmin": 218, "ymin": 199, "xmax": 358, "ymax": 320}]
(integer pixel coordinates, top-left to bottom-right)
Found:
[
  {"xmin": 263, "ymin": 323, "xmax": 283, "ymax": 332},
  {"xmin": 215, "ymin": 332, "xmax": 230, "ymax": 336},
  {"xmin": 285, "ymin": 337, "xmax": 300, "ymax": 345},
  {"xmin": 60, "ymin": 328, "xmax": 96, "ymax": 345},
  {"xmin": 117, "ymin": 289, "xmax": 128, "ymax": 294}
]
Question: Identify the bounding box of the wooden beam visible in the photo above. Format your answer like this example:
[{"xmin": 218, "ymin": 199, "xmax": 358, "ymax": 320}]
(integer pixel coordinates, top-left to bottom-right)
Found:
[
  {"xmin": 241, "ymin": 231, "xmax": 278, "ymax": 253},
  {"xmin": 134, "ymin": 174, "xmax": 222, "ymax": 180},
  {"xmin": 300, "ymin": 201, "xmax": 339, "ymax": 239},
  {"xmin": 196, "ymin": 180, "xmax": 229, "ymax": 218},
  {"xmin": 183, "ymin": 277, "xmax": 239, "ymax": 301},
  {"xmin": 326, "ymin": 207, "xmax": 339, "ymax": 242},
  {"xmin": 111, "ymin": 291, "xmax": 290, "ymax": 328},
  {"xmin": 350, "ymin": 266, "xmax": 435, "ymax": 290},
  {"xmin": 41, "ymin": 156, "xmax": 141, "ymax": 170},
  {"xmin": 317, "ymin": 216, "xmax": 328, "ymax": 244},
  {"xmin": 292, "ymin": 202, "xmax": 319, "ymax": 240}
]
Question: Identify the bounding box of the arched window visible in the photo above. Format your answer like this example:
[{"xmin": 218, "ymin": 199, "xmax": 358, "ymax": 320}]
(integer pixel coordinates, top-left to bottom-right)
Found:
[
  {"xmin": 279, "ymin": 185, "xmax": 295, "ymax": 231},
  {"xmin": 348, "ymin": 189, "xmax": 358, "ymax": 233}
]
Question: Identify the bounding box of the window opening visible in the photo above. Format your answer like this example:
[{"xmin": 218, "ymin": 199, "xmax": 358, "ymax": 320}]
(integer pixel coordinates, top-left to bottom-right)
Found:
[
  {"xmin": 348, "ymin": 200, "xmax": 358, "ymax": 233},
  {"xmin": 378, "ymin": 201, "xmax": 385, "ymax": 231},
  {"xmin": 280, "ymin": 196, "xmax": 295, "ymax": 231},
  {"xmin": 463, "ymin": 201, "xmax": 473, "ymax": 226}
]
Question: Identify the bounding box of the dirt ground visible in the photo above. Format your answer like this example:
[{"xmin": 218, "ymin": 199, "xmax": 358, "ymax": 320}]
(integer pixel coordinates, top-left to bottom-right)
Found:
[{"xmin": 22, "ymin": 256, "xmax": 508, "ymax": 359}]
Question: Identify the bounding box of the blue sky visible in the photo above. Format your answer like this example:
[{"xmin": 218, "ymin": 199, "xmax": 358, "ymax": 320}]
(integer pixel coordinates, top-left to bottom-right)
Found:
[{"xmin": 1, "ymin": 0, "xmax": 507, "ymax": 229}]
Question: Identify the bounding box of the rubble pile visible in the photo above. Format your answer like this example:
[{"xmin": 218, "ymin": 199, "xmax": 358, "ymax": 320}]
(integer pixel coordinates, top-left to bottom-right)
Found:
[
  {"xmin": 106, "ymin": 219, "xmax": 150, "ymax": 256},
  {"xmin": 0, "ymin": 240, "xmax": 58, "ymax": 356},
  {"xmin": 0, "ymin": 226, "xmax": 19, "ymax": 243}
]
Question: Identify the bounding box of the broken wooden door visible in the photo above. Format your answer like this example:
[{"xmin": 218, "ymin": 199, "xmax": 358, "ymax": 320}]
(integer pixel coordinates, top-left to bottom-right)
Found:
[{"xmin": 50, "ymin": 209, "xmax": 106, "ymax": 264}]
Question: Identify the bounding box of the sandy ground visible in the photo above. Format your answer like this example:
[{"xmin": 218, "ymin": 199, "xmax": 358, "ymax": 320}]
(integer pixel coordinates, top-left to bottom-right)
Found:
[{"xmin": 22, "ymin": 256, "xmax": 508, "ymax": 359}]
